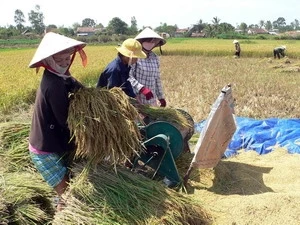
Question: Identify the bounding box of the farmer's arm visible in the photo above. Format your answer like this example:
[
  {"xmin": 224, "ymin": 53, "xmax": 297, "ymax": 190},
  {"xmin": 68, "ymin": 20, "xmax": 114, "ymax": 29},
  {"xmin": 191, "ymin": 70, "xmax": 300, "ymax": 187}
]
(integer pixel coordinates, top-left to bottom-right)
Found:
[{"xmin": 128, "ymin": 63, "xmax": 144, "ymax": 94}]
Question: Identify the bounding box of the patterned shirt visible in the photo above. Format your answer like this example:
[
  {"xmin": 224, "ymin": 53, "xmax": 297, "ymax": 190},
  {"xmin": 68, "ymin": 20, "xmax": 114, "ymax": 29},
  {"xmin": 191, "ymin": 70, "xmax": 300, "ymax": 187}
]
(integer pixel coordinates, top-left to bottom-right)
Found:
[{"xmin": 128, "ymin": 51, "xmax": 165, "ymax": 105}]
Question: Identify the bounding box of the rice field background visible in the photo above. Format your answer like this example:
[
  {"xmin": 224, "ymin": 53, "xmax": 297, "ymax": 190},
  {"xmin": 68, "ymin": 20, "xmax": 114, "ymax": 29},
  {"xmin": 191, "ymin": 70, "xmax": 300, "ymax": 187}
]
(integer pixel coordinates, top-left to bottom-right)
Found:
[
  {"xmin": 1, "ymin": 38, "xmax": 300, "ymax": 122},
  {"xmin": 2, "ymin": 38, "xmax": 300, "ymax": 224}
]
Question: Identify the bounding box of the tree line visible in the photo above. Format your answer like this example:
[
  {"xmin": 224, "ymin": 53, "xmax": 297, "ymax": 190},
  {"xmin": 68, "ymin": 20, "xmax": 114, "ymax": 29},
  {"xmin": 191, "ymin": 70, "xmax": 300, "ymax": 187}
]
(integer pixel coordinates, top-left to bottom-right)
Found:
[{"xmin": 1, "ymin": 4, "xmax": 300, "ymax": 39}]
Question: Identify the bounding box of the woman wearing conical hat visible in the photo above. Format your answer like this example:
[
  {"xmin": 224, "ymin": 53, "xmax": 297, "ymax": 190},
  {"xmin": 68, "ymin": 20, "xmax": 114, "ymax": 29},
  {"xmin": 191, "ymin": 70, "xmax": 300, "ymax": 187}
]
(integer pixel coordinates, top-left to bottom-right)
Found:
[
  {"xmin": 128, "ymin": 27, "xmax": 167, "ymax": 107},
  {"xmin": 28, "ymin": 32, "xmax": 87, "ymax": 211},
  {"xmin": 273, "ymin": 45, "xmax": 286, "ymax": 59},
  {"xmin": 233, "ymin": 40, "xmax": 241, "ymax": 58}
]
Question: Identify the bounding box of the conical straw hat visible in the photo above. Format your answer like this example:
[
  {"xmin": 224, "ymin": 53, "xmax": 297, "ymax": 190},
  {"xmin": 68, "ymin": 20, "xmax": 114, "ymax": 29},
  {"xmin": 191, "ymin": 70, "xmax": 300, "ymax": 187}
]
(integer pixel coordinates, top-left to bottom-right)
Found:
[
  {"xmin": 29, "ymin": 32, "xmax": 86, "ymax": 68},
  {"xmin": 135, "ymin": 27, "xmax": 166, "ymax": 46}
]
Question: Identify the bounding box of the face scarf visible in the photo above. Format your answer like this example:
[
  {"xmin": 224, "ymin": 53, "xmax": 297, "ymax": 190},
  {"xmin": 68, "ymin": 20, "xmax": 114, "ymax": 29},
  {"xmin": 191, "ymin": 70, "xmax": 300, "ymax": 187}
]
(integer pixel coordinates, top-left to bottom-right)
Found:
[
  {"xmin": 42, "ymin": 56, "xmax": 71, "ymax": 79},
  {"xmin": 142, "ymin": 42, "xmax": 157, "ymax": 51},
  {"xmin": 142, "ymin": 38, "xmax": 161, "ymax": 51}
]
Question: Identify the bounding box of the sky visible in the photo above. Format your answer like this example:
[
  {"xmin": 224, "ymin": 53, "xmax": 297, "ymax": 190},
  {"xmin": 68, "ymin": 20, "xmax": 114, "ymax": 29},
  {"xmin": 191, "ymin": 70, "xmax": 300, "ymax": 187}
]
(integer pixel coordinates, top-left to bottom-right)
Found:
[{"xmin": 1, "ymin": 0, "xmax": 300, "ymax": 29}]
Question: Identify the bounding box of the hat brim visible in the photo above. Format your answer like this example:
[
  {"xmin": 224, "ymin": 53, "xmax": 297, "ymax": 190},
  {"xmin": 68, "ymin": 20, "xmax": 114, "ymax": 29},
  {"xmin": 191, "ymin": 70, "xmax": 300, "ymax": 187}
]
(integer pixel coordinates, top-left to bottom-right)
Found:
[
  {"xmin": 29, "ymin": 32, "xmax": 86, "ymax": 68},
  {"xmin": 116, "ymin": 46, "xmax": 147, "ymax": 59},
  {"xmin": 135, "ymin": 27, "xmax": 166, "ymax": 47},
  {"xmin": 138, "ymin": 38, "xmax": 166, "ymax": 47}
]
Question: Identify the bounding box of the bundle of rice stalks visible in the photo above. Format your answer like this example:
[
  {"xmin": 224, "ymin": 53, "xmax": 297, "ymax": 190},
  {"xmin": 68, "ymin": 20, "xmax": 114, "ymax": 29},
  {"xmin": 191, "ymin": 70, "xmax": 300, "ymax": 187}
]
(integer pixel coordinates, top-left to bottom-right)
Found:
[
  {"xmin": 68, "ymin": 87, "xmax": 143, "ymax": 165},
  {"xmin": 0, "ymin": 171, "xmax": 54, "ymax": 224},
  {"xmin": 53, "ymin": 162, "xmax": 212, "ymax": 225},
  {"xmin": 134, "ymin": 102, "xmax": 194, "ymax": 129},
  {"xmin": 283, "ymin": 57, "xmax": 291, "ymax": 64},
  {"xmin": 280, "ymin": 66, "xmax": 300, "ymax": 72},
  {"xmin": 0, "ymin": 122, "xmax": 33, "ymax": 171},
  {"xmin": 133, "ymin": 103, "xmax": 195, "ymax": 143},
  {"xmin": 271, "ymin": 64, "xmax": 284, "ymax": 69},
  {"xmin": 0, "ymin": 122, "xmax": 30, "ymax": 150}
]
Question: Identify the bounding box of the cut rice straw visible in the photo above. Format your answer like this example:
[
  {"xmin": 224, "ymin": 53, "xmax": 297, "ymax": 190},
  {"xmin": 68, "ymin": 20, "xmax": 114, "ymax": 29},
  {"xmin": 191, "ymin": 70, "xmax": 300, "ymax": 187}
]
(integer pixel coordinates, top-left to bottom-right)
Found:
[
  {"xmin": 68, "ymin": 87, "xmax": 143, "ymax": 166},
  {"xmin": 53, "ymin": 162, "xmax": 211, "ymax": 225},
  {"xmin": 133, "ymin": 101, "xmax": 194, "ymax": 129}
]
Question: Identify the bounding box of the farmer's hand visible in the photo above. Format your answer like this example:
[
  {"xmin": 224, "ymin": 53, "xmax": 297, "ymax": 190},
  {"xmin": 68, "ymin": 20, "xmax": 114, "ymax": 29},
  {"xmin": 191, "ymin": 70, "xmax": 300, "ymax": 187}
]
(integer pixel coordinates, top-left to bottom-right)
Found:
[
  {"xmin": 159, "ymin": 99, "xmax": 166, "ymax": 107},
  {"xmin": 140, "ymin": 87, "xmax": 154, "ymax": 100}
]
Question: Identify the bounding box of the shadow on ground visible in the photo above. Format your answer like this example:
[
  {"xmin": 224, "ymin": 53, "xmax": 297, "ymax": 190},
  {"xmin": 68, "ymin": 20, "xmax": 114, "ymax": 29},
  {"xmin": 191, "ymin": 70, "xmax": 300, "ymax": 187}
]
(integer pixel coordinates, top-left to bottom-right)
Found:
[{"xmin": 202, "ymin": 161, "xmax": 274, "ymax": 195}]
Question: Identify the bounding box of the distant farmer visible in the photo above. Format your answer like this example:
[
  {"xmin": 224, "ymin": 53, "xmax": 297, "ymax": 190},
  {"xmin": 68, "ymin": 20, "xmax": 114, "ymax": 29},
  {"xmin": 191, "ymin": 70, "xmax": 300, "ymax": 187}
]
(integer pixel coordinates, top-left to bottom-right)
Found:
[
  {"xmin": 273, "ymin": 46, "xmax": 286, "ymax": 59},
  {"xmin": 96, "ymin": 38, "xmax": 146, "ymax": 98},
  {"xmin": 233, "ymin": 40, "xmax": 241, "ymax": 58}
]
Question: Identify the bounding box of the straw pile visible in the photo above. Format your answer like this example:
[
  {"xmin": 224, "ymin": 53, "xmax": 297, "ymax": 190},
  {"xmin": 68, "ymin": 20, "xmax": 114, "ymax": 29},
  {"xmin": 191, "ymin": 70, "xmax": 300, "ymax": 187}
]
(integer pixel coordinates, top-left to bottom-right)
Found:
[
  {"xmin": 0, "ymin": 171, "xmax": 54, "ymax": 224},
  {"xmin": 53, "ymin": 162, "xmax": 212, "ymax": 225},
  {"xmin": 68, "ymin": 87, "xmax": 143, "ymax": 165},
  {"xmin": 280, "ymin": 66, "xmax": 300, "ymax": 72},
  {"xmin": 0, "ymin": 122, "xmax": 55, "ymax": 225},
  {"xmin": 270, "ymin": 58, "xmax": 300, "ymax": 72},
  {"xmin": 0, "ymin": 122, "xmax": 33, "ymax": 170},
  {"xmin": 0, "ymin": 122, "xmax": 30, "ymax": 149},
  {"xmin": 0, "ymin": 120, "xmax": 212, "ymax": 224}
]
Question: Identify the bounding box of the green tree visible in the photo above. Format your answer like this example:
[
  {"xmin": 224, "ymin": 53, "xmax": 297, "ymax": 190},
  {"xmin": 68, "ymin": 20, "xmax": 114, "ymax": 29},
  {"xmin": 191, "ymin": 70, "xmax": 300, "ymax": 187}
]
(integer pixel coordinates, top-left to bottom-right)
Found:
[
  {"xmin": 212, "ymin": 16, "xmax": 221, "ymax": 34},
  {"xmin": 82, "ymin": 18, "xmax": 96, "ymax": 27},
  {"xmin": 212, "ymin": 17, "xmax": 221, "ymax": 25},
  {"xmin": 203, "ymin": 24, "xmax": 215, "ymax": 37},
  {"xmin": 155, "ymin": 23, "xmax": 177, "ymax": 37},
  {"xmin": 95, "ymin": 23, "xmax": 104, "ymax": 29},
  {"xmin": 58, "ymin": 26, "xmax": 74, "ymax": 36},
  {"xmin": 259, "ymin": 20, "xmax": 265, "ymax": 28},
  {"xmin": 72, "ymin": 22, "xmax": 81, "ymax": 31},
  {"xmin": 14, "ymin": 9, "xmax": 25, "ymax": 32},
  {"xmin": 45, "ymin": 24, "xmax": 57, "ymax": 33},
  {"xmin": 128, "ymin": 16, "xmax": 138, "ymax": 35},
  {"xmin": 283, "ymin": 25, "xmax": 294, "ymax": 32},
  {"xmin": 293, "ymin": 19, "xmax": 300, "ymax": 30},
  {"xmin": 248, "ymin": 24, "xmax": 259, "ymax": 29},
  {"xmin": 218, "ymin": 22, "xmax": 235, "ymax": 33},
  {"xmin": 191, "ymin": 19, "xmax": 206, "ymax": 33},
  {"xmin": 155, "ymin": 23, "xmax": 167, "ymax": 33},
  {"xmin": 28, "ymin": 5, "xmax": 45, "ymax": 34},
  {"xmin": 273, "ymin": 17, "xmax": 286, "ymax": 31},
  {"xmin": 239, "ymin": 22, "xmax": 248, "ymax": 34},
  {"xmin": 107, "ymin": 17, "xmax": 128, "ymax": 35},
  {"xmin": 265, "ymin": 21, "xmax": 272, "ymax": 31},
  {"xmin": 0, "ymin": 26, "xmax": 19, "ymax": 39}
]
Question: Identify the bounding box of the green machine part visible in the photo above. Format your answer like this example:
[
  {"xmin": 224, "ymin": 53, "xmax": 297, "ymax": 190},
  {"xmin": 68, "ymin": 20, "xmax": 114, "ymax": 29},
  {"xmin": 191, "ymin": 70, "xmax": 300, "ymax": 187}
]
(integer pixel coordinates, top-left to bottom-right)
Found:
[{"xmin": 139, "ymin": 121, "xmax": 184, "ymax": 186}]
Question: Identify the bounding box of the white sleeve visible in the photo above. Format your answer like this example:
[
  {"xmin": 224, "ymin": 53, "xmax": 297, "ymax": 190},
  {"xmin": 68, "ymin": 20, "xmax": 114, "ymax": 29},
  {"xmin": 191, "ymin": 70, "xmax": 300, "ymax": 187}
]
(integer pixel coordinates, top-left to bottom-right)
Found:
[{"xmin": 128, "ymin": 63, "xmax": 144, "ymax": 94}]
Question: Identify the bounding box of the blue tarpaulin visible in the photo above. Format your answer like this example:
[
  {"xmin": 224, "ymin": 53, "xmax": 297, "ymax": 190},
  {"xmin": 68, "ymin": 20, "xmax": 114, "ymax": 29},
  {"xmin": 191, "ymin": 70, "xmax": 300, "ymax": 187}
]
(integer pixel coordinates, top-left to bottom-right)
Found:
[{"xmin": 194, "ymin": 117, "xmax": 300, "ymax": 158}]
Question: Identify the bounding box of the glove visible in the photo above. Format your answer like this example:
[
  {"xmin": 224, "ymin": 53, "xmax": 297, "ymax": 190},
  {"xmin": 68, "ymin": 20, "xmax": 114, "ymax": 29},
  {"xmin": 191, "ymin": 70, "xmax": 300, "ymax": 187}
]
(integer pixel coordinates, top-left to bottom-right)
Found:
[
  {"xmin": 140, "ymin": 87, "xmax": 154, "ymax": 100},
  {"xmin": 159, "ymin": 99, "xmax": 166, "ymax": 107}
]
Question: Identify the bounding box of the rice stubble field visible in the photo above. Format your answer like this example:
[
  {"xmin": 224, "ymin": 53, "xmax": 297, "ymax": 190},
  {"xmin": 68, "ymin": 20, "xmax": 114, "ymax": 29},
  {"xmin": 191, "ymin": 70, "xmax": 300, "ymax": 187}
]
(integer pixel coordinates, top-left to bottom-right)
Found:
[{"xmin": 1, "ymin": 39, "xmax": 300, "ymax": 224}]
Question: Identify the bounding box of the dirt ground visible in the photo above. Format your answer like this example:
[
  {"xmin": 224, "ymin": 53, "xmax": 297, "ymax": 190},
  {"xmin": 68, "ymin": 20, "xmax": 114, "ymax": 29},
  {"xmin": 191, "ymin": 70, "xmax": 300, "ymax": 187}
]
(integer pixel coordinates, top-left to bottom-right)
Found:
[{"xmin": 186, "ymin": 148, "xmax": 300, "ymax": 225}]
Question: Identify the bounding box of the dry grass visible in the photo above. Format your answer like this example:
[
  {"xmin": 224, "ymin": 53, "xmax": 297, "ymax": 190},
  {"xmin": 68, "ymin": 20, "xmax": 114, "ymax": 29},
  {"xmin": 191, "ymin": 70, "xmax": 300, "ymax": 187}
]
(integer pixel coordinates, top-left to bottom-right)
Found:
[
  {"xmin": 52, "ymin": 162, "xmax": 211, "ymax": 225},
  {"xmin": 186, "ymin": 148, "xmax": 300, "ymax": 225},
  {"xmin": 1, "ymin": 39, "xmax": 300, "ymax": 116},
  {"xmin": 161, "ymin": 56, "xmax": 300, "ymax": 122}
]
